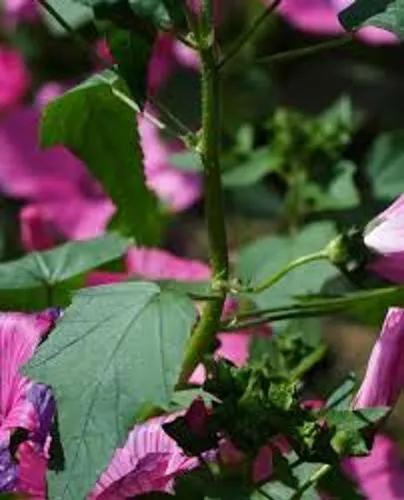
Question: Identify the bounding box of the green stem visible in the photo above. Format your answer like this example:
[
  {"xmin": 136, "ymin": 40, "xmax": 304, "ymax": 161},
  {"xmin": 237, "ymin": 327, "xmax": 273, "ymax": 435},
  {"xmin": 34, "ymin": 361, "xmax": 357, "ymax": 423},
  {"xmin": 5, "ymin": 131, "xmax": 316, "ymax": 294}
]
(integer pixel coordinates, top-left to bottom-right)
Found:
[
  {"xmin": 290, "ymin": 344, "xmax": 327, "ymax": 381},
  {"xmin": 257, "ymin": 35, "xmax": 353, "ymax": 65},
  {"xmin": 250, "ymin": 251, "xmax": 329, "ymax": 294},
  {"xmin": 221, "ymin": 307, "xmax": 332, "ymax": 332},
  {"xmin": 177, "ymin": 1, "xmax": 229, "ymax": 387},
  {"xmin": 217, "ymin": 0, "xmax": 282, "ymax": 70}
]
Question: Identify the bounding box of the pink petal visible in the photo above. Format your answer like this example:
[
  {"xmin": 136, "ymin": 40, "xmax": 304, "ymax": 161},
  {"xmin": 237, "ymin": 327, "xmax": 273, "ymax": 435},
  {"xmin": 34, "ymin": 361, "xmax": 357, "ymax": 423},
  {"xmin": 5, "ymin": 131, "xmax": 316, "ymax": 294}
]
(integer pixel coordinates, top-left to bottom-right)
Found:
[
  {"xmin": 344, "ymin": 434, "xmax": 404, "ymax": 499},
  {"xmin": 0, "ymin": 313, "xmax": 55, "ymax": 439},
  {"xmin": 20, "ymin": 205, "xmax": 57, "ymax": 251},
  {"xmin": 90, "ymin": 416, "xmax": 197, "ymax": 500},
  {"xmin": 3, "ymin": 0, "xmax": 39, "ymax": 23},
  {"xmin": 126, "ymin": 248, "xmax": 210, "ymax": 281},
  {"xmin": 139, "ymin": 116, "xmax": 202, "ymax": 212},
  {"xmin": 278, "ymin": 0, "xmax": 342, "ymax": 35},
  {"xmin": 0, "ymin": 48, "xmax": 30, "ymax": 110},
  {"xmin": 277, "ymin": 0, "xmax": 397, "ymax": 44},
  {"xmin": 365, "ymin": 195, "xmax": 404, "ymax": 281},
  {"xmin": 16, "ymin": 441, "xmax": 47, "ymax": 499},
  {"xmin": 86, "ymin": 272, "xmax": 128, "ymax": 287},
  {"xmin": 353, "ymin": 308, "xmax": 404, "ymax": 409}
]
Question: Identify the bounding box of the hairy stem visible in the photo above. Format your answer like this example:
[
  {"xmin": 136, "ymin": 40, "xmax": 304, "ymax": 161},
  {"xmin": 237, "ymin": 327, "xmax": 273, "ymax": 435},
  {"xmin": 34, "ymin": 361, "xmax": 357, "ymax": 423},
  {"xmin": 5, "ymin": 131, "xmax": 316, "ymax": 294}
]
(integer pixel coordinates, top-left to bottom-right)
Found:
[{"xmin": 178, "ymin": 1, "xmax": 229, "ymax": 386}]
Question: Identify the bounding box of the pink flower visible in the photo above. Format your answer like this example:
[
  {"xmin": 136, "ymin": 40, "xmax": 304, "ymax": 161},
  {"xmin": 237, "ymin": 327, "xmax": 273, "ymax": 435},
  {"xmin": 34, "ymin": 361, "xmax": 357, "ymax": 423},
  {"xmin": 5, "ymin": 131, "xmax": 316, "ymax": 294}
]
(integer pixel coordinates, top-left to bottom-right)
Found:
[
  {"xmin": 277, "ymin": 0, "xmax": 397, "ymax": 45},
  {"xmin": 352, "ymin": 308, "xmax": 404, "ymax": 410},
  {"xmin": 0, "ymin": 310, "xmax": 58, "ymax": 496},
  {"xmin": 218, "ymin": 440, "xmax": 273, "ymax": 483},
  {"xmin": 0, "ymin": 47, "xmax": 30, "ymax": 111},
  {"xmin": 139, "ymin": 116, "xmax": 202, "ymax": 212},
  {"xmin": 89, "ymin": 415, "xmax": 198, "ymax": 499},
  {"xmin": 20, "ymin": 205, "xmax": 58, "ymax": 251},
  {"xmin": 0, "ymin": 105, "xmax": 115, "ymax": 241},
  {"xmin": 344, "ymin": 434, "xmax": 404, "ymax": 499},
  {"xmin": 3, "ymin": 0, "xmax": 39, "ymax": 24},
  {"xmin": 364, "ymin": 195, "xmax": 404, "ymax": 283}
]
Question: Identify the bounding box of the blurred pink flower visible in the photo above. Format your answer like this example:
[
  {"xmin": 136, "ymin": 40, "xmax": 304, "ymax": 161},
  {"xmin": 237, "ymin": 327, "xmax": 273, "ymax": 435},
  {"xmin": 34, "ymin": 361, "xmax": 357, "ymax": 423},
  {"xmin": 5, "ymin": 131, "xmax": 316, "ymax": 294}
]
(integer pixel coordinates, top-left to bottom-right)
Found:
[
  {"xmin": 0, "ymin": 104, "xmax": 115, "ymax": 241},
  {"xmin": 3, "ymin": 0, "xmax": 39, "ymax": 24},
  {"xmin": 138, "ymin": 116, "xmax": 202, "ymax": 212},
  {"xmin": 20, "ymin": 205, "xmax": 58, "ymax": 251},
  {"xmin": 0, "ymin": 47, "xmax": 30, "ymax": 111},
  {"xmin": 344, "ymin": 434, "xmax": 404, "ymax": 499},
  {"xmin": 353, "ymin": 308, "xmax": 404, "ymax": 410},
  {"xmin": 365, "ymin": 195, "xmax": 404, "ymax": 283},
  {"xmin": 218, "ymin": 440, "xmax": 273, "ymax": 483},
  {"xmin": 148, "ymin": 35, "xmax": 199, "ymax": 93},
  {"xmin": 0, "ymin": 311, "xmax": 57, "ymax": 496},
  {"xmin": 277, "ymin": 0, "xmax": 397, "ymax": 45},
  {"xmin": 89, "ymin": 415, "xmax": 198, "ymax": 499}
]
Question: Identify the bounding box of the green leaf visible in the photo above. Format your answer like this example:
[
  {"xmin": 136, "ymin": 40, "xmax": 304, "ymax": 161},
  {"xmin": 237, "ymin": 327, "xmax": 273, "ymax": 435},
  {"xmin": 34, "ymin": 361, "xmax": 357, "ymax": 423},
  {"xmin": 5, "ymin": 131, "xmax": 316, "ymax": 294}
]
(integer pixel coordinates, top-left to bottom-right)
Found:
[
  {"xmin": 42, "ymin": 0, "xmax": 93, "ymax": 34},
  {"xmin": 326, "ymin": 374, "xmax": 357, "ymax": 410},
  {"xmin": 318, "ymin": 466, "xmax": 364, "ymax": 500},
  {"xmin": 366, "ymin": 130, "xmax": 404, "ymax": 200},
  {"xmin": 25, "ymin": 281, "xmax": 196, "ymax": 499},
  {"xmin": 308, "ymin": 161, "xmax": 360, "ymax": 212},
  {"xmin": 77, "ymin": 0, "xmax": 186, "ymax": 28},
  {"xmin": 236, "ymin": 223, "xmax": 337, "ymax": 309},
  {"xmin": 106, "ymin": 27, "xmax": 155, "ymax": 105},
  {"xmin": 339, "ymin": 0, "xmax": 404, "ymax": 38},
  {"xmin": 327, "ymin": 407, "xmax": 389, "ymax": 456},
  {"xmin": 40, "ymin": 71, "xmax": 161, "ymax": 244},
  {"xmin": 222, "ymin": 149, "xmax": 276, "ymax": 188},
  {"xmin": 170, "ymin": 151, "xmax": 203, "ymax": 172},
  {"xmin": 0, "ymin": 233, "xmax": 130, "ymax": 311},
  {"xmin": 129, "ymin": 0, "xmax": 171, "ymax": 27},
  {"xmin": 258, "ymin": 455, "xmax": 323, "ymax": 499}
]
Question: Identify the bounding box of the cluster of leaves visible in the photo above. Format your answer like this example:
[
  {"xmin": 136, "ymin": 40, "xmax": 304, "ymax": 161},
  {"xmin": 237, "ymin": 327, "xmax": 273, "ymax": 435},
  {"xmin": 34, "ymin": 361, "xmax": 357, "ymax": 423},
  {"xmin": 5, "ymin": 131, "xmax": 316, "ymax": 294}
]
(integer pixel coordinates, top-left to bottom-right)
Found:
[{"xmin": 161, "ymin": 353, "xmax": 386, "ymax": 499}]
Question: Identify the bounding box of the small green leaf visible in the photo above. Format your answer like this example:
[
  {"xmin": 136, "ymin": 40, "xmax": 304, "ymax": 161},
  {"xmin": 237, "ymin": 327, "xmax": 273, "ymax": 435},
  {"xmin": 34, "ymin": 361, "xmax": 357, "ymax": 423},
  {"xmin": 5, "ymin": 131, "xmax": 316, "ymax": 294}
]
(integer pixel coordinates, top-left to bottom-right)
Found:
[
  {"xmin": 41, "ymin": 71, "xmax": 161, "ymax": 244},
  {"xmin": 170, "ymin": 151, "xmax": 203, "ymax": 172},
  {"xmin": 222, "ymin": 149, "xmax": 276, "ymax": 188},
  {"xmin": 339, "ymin": 0, "xmax": 404, "ymax": 39},
  {"xmin": 327, "ymin": 407, "xmax": 389, "ymax": 455},
  {"xmin": 0, "ymin": 233, "xmax": 130, "ymax": 310},
  {"xmin": 326, "ymin": 374, "xmax": 357, "ymax": 410},
  {"xmin": 366, "ymin": 130, "xmax": 404, "ymax": 200},
  {"xmin": 25, "ymin": 281, "xmax": 196, "ymax": 499}
]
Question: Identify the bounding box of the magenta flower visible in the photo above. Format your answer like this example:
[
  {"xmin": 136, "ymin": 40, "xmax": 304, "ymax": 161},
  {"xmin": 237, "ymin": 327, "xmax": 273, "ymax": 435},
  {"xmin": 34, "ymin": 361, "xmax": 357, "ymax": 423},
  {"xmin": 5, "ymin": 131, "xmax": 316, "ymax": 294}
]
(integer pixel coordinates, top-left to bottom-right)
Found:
[
  {"xmin": 3, "ymin": 0, "xmax": 39, "ymax": 24},
  {"xmin": 352, "ymin": 308, "xmax": 404, "ymax": 410},
  {"xmin": 364, "ymin": 195, "xmax": 404, "ymax": 283},
  {"xmin": 277, "ymin": 0, "xmax": 397, "ymax": 45},
  {"xmin": 0, "ymin": 47, "xmax": 30, "ymax": 111},
  {"xmin": 139, "ymin": 116, "xmax": 202, "ymax": 212},
  {"xmin": 89, "ymin": 415, "xmax": 198, "ymax": 499},
  {"xmin": 148, "ymin": 35, "xmax": 199, "ymax": 93},
  {"xmin": 344, "ymin": 434, "xmax": 404, "ymax": 499},
  {"xmin": 0, "ymin": 310, "xmax": 58, "ymax": 496}
]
